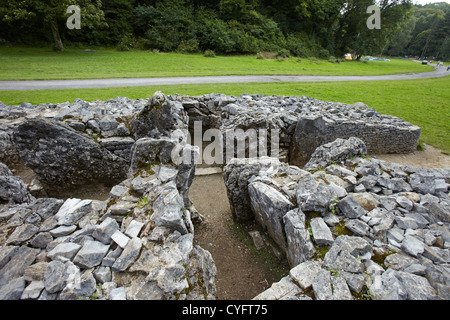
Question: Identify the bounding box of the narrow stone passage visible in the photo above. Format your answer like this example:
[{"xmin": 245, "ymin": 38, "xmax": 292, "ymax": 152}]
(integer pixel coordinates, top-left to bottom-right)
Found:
[{"xmin": 189, "ymin": 173, "xmax": 287, "ymax": 300}]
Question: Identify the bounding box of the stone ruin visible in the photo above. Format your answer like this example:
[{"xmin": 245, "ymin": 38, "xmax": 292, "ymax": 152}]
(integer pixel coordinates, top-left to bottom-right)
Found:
[{"xmin": 0, "ymin": 92, "xmax": 448, "ymax": 300}]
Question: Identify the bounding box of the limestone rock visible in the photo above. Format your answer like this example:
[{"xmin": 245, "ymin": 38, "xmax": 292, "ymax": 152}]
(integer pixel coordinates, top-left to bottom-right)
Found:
[
  {"xmin": 73, "ymin": 240, "xmax": 110, "ymax": 269},
  {"xmin": 401, "ymin": 235, "xmax": 425, "ymax": 258},
  {"xmin": 223, "ymin": 157, "xmax": 281, "ymax": 221},
  {"xmin": 323, "ymin": 235, "xmax": 372, "ymax": 274},
  {"xmin": 0, "ymin": 162, "xmax": 34, "ymax": 204},
  {"xmin": 289, "ymin": 260, "xmax": 322, "ymax": 290},
  {"xmin": 0, "ymin": 277, "xmax": 25, "ymax": 300},
  {"xmin": 369, "ymin": 268, "xmax": 438, "ymax": 300},
  {"xmin": 130, "ymin": 91, "xmax": 187, "ymax": 140},
  {"xmin": 0, "ymin": 246, "xmax": 38, "ymax": 288},
  {"xmin": 253, "ymin": 276, "xmax": 305, "ymax": 300},
  {"xmin": 128, "ymin": 137, "xmax": 177, "ymax": 174},
  {"xmin": 312, "ymin": 269, "xmax": 333, "ymax": 300},
  {"xmin": 43, "ymin": 260, "xmax": 66, "ymax": 294},
  {"xmin": 296, "ymin": 174, "xmax": 334, "ymax": 214},
  {"xmin": 151, "ymin": 183, "xmax": 189, "ymax": 235},
  {"xmin": 47, "ymin": 243, "xmax": 81, "ymax": 262},
  {"xmin": 92, "ymin": 217, "xmax": 119, "ymax": 244},
  {"xmin": 60, "ymin": 268, "xmax": 97, "ymax": 300},
  {"xmin": 248, "ymin": 181, "xmax": 294, "ymax": 250},
  {"xmin": 283, "ymin": 209, "xmax": 315, "ymax": 267},
  {"xmin": 304, "ymin": 137, "xmax": 367, "ymax": 171},
  {"xmin": 21, "ymin": 280, "xmax": 45, "ymax": 300},
  {"xmin": 13, "ymin": 119, "xmax": 128, "ymax": 189},
  {"xmin": 111, "ymin": 237, "xmax": 142, "ymax": 272},
  {"xmin": 54, "ymin": 198, "xmax": 94, "ymax": 226},
  {"xmin": 124, "ymin": 220, "xmax": 144, "ymax": 238},
  {"xmin": 310, "ymin": 217, "xmax": 334, "ymax": 246},
  {"xmin": 337, "ymin": 195, "xmax": 367, "ymax": 219},
  {"xmin": 6, "ymin": 224, "xmax": 39, "ymax": 245}
]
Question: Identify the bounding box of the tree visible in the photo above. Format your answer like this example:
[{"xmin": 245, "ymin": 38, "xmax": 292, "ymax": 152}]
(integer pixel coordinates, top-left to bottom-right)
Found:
[
  {"xmin": 1, "ymin": 0, "xmax": 105, "ymax": 51},
  {"xmin": 386, "ymin": 14, "xmax": 415, "ymax": 56},
  {"xmin": 431, "ymin": 9, "xmax": 450, "ymax": 58},
  {"xmin": 334, "ymin": 0, "xmax": 413, "ymax": 59}
]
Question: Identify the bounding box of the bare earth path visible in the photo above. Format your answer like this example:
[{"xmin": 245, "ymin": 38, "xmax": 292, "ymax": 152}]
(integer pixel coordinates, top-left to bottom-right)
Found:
[
  {"xmin": 188, "ymin": 173, "xmax": 284, "ymax": 300},
  {"xmin": 371, "ymin": 143, "xmax": 450, "ymax": 169}
]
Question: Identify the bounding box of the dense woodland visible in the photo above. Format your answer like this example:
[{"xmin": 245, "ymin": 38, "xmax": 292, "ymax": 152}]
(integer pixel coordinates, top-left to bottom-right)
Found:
[{"xmin": 0, "ymin": 0, "xmax": 449, "ymax": 60}]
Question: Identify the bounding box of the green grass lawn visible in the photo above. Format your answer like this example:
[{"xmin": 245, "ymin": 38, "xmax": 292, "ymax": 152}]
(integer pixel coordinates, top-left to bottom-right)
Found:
[
  {"xmin": 0, "ymin": 46, "xmax": 435, "ymax": 80},
  {"xmin": 1, "ymin": 75, "xmax": 448, "ymax": 153}
]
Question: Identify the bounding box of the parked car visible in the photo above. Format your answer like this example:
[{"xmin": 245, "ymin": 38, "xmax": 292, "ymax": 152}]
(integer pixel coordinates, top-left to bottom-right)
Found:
[{"xmin": 422, "ymin": 60, "xmax": 428, "ymax": 65}]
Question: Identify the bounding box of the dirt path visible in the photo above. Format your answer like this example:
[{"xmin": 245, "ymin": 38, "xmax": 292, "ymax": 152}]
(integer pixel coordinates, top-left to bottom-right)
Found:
[
  {"xmin": 371, "ymin": 143, "xmax": 450, "ymax": 168},
  {"xmin": 189, "ymin": 173, "xmax": 285, "ymax": 300}
]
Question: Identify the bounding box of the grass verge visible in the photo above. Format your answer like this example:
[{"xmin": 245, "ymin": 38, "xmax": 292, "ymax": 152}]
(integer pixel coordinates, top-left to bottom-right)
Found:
[{"xmin": 0, "ymin": 46, "xmax": 434, "ymax": 80}]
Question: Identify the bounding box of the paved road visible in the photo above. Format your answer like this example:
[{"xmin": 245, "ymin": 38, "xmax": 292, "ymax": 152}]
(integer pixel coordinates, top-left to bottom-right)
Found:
[{"xmin": 0, "ymin": 63, "xmax": 448, "ymax": 91}]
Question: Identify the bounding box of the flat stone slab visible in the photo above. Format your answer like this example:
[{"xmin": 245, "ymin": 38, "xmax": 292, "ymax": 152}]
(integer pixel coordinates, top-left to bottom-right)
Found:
[
  {"xmin": 124, "ymin": 220, "xmax": 144, "ymax": 238},
  {"xmin": 111, "ymin": 237, "xmax": 142, "ymax": 272},
  {"xmin": 289, "ymin": 260, "xmax": 322, "ymax": 290},
  {"xmin": 73, "ymin": 240, "xmax": 110, "ymax": 269},
  {"xmin": 6, "ymin": 224, "xmax": 39, "ymax": 245},
  {"xmin": 110, "ymin": 230, "xmax": 130, "ymax": 249},
  {"xmin": 195, "ymin": 167, "xmax": 223, "ymax": 176},
  {"xmin": 47, "ymin": 243, "xmax": 81, "ymax": 262},
  {"xmin": 310, "ymin": 217, "xmax": 334, "ymax": 246}
]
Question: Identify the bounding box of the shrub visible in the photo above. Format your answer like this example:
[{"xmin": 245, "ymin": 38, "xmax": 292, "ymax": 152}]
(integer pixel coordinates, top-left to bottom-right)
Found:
[
  {"xmin": 256, "ymin": 52, "xmax": 265, "ymax": 59},
  {"xmin": 117, "ymin": 34, "xmax": 135, "ymax": 51},
  {"xmin": 285, "ymin": 33, "xmax": 310, "ymax": 57},
  {"xmin": 135, "ymin": 38, "xmax": 153, "ymax": 50},
  {"xmin": 277, "ymin": 49, "xmax": 290, "ymax": 58},
  {"xmin": 177, "ymin": 39, "xmax": 200, "ymax": 53},
  {"xmin": 328, "ymin": 56, "xmax": 340, "ymax": 64},
  {"xmin": 309, "ymin": 56, "xmax": 321, "ymax": 64},
  {"xmin": 204, "ymin": 49, "xmax": 216, "ymax": 57},
  {"xmin": 318, "ymin": 48, "xmax": 330, "ymax": 59}
]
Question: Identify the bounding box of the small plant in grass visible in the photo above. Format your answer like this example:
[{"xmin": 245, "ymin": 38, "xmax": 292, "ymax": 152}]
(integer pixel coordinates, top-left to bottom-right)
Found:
[
  {"xmin": 117, "ymin": 34, "xmax": 136, "ymax": 51},
  {"xmin": 327, "ymin": 266, "xmax": 340, "ymax": 277},
  {"xmin": 334, "ymin": 221, "xmax": 353, "ymax": 237},
  {"xmin": 309, "ymin": 57, "xmax": 321, "ymax": 64},
  {"xmin": 329, "ymin": 196, "xmax": 339, "ymax": 215},
  {"xmin": 417, "ymin": 139, "xmax": 426, "ymax": 151},
  {"xmin": 313, "ymin": 245, "xmax": 330, "ymax": 261},
  {"xmin": 137, "ymin": 196, "xmax": 149, "ymax": 208}
]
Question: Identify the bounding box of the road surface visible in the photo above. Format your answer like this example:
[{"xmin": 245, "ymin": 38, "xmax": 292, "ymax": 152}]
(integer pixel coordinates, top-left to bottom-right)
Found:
[{"xmin": 0, "ymin": 62, "xmax": 448, "ymax": 91}]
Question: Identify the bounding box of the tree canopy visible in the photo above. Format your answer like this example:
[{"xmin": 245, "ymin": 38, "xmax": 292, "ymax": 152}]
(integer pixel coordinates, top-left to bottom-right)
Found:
[{"xmin": 0, "ymin": 0, "xmax": 448, "ymax": 59}]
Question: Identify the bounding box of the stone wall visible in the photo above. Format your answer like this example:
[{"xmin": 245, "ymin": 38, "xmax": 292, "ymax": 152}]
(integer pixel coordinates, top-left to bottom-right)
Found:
[
  {"xmin": 289, "ymin": 114, "xmax": 421, "ymax": 167},
  {"xmin": 223, "ymin": 139, "xmax": 449, "ymax": 300},
  {"xmin": 0, "ymin": 92, "xmax": 439, "ymax": 300},
  {"xmin": 0, "ymin": 92, "xmax": 216, "ymax": 300},
  {"xmin": 1, "ymin": 93, "xmax": 420, "ymax": 175},
  {"xmin": 175, "ymin": 94, "xmax": 421, "ymax": 167}
]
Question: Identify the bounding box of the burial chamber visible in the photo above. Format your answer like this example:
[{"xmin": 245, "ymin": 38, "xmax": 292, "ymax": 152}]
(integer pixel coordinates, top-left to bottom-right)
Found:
[{"xmin": 1, "ymin": 92, "xmax": 446, "ymax": 300}]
